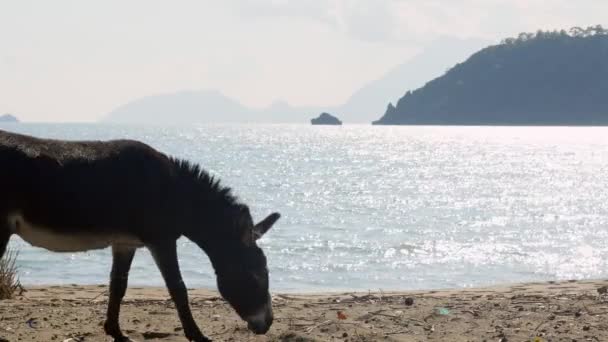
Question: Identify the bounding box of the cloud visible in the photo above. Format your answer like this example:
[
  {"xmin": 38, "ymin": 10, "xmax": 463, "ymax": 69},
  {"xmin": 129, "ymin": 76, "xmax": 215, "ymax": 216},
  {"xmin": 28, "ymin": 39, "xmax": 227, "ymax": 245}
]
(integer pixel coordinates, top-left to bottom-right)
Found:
[
  {"xmin": 227, "ymin": 0, "xmax": 399, "ymax": 43},
  {"xmin": 335, "ymin": 0, "xmax": 396, "ymax": 42},
  {"xmin": 227, "ymin": 0, "xmax": 608, "ymax": 44},
  {"xmin": 229, "ymin": 0, "xmax": 337, "ymax": 26}
]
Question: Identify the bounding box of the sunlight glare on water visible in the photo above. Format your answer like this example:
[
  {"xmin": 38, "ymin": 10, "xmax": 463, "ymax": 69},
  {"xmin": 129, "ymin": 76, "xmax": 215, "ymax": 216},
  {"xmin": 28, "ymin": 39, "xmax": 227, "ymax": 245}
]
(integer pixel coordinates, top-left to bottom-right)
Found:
[{"xmin": 4, "ymin": 124, "xmax": 608, "ymax": 291}]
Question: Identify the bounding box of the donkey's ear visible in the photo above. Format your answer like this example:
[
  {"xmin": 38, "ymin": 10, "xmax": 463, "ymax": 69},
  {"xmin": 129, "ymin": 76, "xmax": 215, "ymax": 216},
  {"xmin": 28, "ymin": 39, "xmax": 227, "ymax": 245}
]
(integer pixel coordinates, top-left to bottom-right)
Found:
[{"xmin": 253, "ymin": 212, "xmax": 281, "ymax": 240}]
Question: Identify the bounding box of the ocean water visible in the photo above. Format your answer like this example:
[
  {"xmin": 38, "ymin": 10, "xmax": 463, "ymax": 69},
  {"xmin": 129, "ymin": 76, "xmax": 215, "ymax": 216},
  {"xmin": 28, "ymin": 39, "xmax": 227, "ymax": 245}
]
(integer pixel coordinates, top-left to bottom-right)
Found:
[{"xmin": 2, "ymin": 123, "xmax": 608, "ymax": 292}]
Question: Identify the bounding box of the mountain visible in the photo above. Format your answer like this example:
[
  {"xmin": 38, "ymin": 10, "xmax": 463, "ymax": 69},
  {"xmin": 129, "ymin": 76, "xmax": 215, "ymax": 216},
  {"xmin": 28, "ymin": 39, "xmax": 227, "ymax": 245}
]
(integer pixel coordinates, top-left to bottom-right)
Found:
[
  {"xmin": 373, "ymin": 26, "xmax": 608, "ymax": 125},
  {"xmin": 258, "ymin": 100, "xmax": 321, "ymax": 123},
  {"xmin": 0, "ymin": 114, "xmax": 19, "ymax": 123},
  {"xmin": 104, "ymin": 90, "xmax": 320, "ymax": 124},
  {"xmin": 337, "ymin": 37, "xmax": 487, "ymax": 122},
  {"xmin": 103, "ymin": 38, "xmax": 487, "ymax": 124},
  {"xmin": 105, "ymin": 90, "xmax": 252, "ymax": 124}
]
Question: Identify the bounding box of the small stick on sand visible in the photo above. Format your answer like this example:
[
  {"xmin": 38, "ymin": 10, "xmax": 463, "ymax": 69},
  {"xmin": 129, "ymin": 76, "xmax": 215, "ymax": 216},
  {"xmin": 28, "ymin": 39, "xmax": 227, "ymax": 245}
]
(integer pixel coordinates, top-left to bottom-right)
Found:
[
  {"xmin": 88, "ymin": 290, "xmax": 108, "ymax": 303},
  {"xmin": 305, "ymin": 320, "xmax": 332, "ymax": 333}
]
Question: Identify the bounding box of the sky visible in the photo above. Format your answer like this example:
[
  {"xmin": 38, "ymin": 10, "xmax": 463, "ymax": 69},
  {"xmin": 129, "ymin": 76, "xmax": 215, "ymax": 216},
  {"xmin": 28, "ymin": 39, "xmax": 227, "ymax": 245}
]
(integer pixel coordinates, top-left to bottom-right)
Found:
[{"xmin": 1, "ymin": 0, "xmax": 607, "ymax": 122}]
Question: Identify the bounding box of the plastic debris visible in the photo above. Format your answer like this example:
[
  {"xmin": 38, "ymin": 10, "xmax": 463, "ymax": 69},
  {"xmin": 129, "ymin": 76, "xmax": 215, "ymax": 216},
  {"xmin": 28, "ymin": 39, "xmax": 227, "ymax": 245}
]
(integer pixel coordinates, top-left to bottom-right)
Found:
[
  {"xmin": 436, "ymin": 307, "xmax": 450, "ymax": 315},
  {"xmin": 25, "ymin": 318, "xmax": 38, "ymax": 329}
]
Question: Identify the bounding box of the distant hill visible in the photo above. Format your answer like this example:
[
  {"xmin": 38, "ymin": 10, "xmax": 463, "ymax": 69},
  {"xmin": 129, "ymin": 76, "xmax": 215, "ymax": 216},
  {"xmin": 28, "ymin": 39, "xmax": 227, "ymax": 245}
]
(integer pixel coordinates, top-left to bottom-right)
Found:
[
  {"xmin": 103, "ymin": 38, "xmax": 486, "ymax": 124},
  {"xmin": 105, "ymin": 90, "xmax": 253, "ymax": 124},
  {"xmin": 373, "ymin": 26, "xmax": 608, "ymax": 125},
  {"xmin": 104, "ymin": 90, "xmax": 320, "ymax": 124},
  {"xmin": 0, "ymin": 114, "xmax": 19, "ymax": 123}
]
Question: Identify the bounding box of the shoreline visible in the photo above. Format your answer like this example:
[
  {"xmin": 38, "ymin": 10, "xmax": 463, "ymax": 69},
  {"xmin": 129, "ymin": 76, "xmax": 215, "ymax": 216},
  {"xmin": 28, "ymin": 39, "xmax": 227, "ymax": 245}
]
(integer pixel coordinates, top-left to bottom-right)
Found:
[
  {"xmin": 2, "ymin": 279, "xmax": 608, "ymax": 341},
  {"xmin": 18, "ymin": 277, "xmax": 608, "ymax": 297},
  {"xmin": 15, "ymin": 274, "xmax": 592, "ymax": 294}
]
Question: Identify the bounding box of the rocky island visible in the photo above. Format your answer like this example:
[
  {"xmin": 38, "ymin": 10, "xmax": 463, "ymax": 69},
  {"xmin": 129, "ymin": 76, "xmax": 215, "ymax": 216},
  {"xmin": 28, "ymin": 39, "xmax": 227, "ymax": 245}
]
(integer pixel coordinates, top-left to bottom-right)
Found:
[
  {"xmin": 0, "ymin": 114, "xmax": 19, "ymax": 123},
  {"xmin": 373, "ymin": 26, "xmax": 608, "ymax": 126},
  {"xmin": 311, "ymin": 112, "xmax": 342, "ymax": 125}
]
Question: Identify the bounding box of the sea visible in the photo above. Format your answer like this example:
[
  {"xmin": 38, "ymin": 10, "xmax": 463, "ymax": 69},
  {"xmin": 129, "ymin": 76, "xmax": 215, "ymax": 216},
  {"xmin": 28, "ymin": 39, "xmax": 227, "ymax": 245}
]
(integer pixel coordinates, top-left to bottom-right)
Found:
[{"xmin": 2, "ymin": 123, "xmax": 608, "ymax": 292}]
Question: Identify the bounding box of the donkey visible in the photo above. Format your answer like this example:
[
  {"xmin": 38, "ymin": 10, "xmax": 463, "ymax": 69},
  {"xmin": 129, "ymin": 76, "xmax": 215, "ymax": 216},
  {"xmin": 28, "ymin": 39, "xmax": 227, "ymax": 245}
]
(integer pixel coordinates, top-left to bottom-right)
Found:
[{"xmin": 0, "ymin": 129, "xmax": 280, "ymax": 342}]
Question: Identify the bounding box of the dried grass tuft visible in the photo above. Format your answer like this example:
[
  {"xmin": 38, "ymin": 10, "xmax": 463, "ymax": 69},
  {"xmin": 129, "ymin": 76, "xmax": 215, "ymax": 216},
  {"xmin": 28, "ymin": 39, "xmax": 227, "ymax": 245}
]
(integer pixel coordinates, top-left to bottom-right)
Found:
[{"xmin": 0, "ymin": 248, "xmax": 21, "ymax": 300}]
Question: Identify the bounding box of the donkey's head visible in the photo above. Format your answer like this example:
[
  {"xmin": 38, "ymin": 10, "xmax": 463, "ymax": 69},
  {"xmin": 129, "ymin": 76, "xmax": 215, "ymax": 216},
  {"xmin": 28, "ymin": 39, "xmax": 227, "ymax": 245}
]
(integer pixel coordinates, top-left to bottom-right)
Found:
[{"xmin": 212, "ymin": 205, "xmax": 280, "ymax": 334}]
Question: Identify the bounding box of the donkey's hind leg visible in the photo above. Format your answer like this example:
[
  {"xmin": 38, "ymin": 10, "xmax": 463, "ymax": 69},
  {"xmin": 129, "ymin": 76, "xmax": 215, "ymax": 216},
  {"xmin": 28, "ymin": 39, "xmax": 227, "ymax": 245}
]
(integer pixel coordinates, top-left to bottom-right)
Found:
[{"xmin": 103, "ymin": 246, "xmax": 136, "ymax": 342}]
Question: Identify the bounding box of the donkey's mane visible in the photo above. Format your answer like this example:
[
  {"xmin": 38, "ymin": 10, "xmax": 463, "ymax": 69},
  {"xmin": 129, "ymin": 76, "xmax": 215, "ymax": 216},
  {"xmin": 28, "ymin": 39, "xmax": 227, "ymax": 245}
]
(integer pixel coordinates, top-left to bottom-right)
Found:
[{"xmin": 169, "ymin": 157, "xmax": 238, "ymax": 208}]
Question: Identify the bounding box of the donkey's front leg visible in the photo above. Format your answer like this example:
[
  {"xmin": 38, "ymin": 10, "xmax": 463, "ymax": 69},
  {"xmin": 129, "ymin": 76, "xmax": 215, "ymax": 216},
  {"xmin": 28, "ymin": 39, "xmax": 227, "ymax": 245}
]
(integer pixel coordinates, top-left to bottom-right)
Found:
[
  {"xmin": 148, "ymin": 241, "xmax": 210, "ymax": 342},
  {"xmin": 104, "ymin": 246, "xmax": 136, "ymax": 342}
]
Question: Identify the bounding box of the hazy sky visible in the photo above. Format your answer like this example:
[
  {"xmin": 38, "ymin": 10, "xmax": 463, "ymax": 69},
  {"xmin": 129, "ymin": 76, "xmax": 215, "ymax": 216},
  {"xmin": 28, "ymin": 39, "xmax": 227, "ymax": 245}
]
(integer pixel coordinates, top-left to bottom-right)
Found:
[{"xmin": 1, "ymin": 0, "xmax": 607, "ymax": 122}]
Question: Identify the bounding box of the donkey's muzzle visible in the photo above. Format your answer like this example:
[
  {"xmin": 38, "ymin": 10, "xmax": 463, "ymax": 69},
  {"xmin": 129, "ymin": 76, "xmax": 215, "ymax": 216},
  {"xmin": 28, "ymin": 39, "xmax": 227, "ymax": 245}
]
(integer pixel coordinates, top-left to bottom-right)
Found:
[{"xmin": 245, "ymin": 299, "xmax": 273, "ymax": 334}]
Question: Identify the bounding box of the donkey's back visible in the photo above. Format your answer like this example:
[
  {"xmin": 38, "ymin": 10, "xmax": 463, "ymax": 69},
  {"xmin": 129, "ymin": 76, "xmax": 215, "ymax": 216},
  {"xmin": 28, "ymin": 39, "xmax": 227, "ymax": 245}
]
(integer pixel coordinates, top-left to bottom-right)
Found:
[
  {"xmin": 0, "ymin": 129, "xmax": 178, "ymax": 252},
  {"xmin": 0, "ymin": 128, "xmax": 152, "ymax": 162}
]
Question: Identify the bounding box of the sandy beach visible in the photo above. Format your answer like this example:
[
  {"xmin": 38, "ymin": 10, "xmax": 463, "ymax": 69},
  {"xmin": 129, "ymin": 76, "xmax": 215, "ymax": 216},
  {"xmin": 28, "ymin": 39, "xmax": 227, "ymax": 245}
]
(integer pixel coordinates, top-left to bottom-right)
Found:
[{"xmin": 1, "ymin": 280, "xmax": 608, "ymax": 341}]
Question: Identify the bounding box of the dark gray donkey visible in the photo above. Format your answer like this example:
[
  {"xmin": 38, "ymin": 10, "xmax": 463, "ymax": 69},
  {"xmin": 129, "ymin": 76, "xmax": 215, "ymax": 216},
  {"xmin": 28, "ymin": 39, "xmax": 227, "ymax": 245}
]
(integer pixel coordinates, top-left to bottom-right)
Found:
[{"xmin": 0, "ymin": 129, "xmax": 281, "ymax": 341}]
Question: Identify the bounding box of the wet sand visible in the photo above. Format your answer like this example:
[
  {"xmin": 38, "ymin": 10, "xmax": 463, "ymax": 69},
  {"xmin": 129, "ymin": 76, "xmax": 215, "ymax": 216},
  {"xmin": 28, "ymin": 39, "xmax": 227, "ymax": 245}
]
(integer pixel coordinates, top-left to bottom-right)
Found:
[{"xmin": 2, "ymin": 280, "xmax": 608, "ymax": 341}]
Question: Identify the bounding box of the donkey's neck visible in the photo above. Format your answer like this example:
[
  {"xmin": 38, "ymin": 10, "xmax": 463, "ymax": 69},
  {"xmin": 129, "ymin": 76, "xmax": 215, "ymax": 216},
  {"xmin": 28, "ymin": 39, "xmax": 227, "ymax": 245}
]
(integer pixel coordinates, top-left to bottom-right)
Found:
[
  {"xmin": 169, "ymin": 157, "xmax": 242, "ymax": 250},
  {"xmin": 182, "ymin": 205, "xmax": 242, "ymax": 251},
  {"xmin": 182, "ymin": 210, "xmax": 243, "ymax": 273}
]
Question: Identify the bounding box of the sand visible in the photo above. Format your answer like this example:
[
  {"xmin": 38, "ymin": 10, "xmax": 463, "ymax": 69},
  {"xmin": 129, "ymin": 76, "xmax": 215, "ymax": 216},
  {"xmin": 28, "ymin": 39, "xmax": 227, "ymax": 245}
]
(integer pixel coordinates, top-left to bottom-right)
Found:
[{"xmin": 2, "ymin": 280, "xmax": 608, "ymax": 341}]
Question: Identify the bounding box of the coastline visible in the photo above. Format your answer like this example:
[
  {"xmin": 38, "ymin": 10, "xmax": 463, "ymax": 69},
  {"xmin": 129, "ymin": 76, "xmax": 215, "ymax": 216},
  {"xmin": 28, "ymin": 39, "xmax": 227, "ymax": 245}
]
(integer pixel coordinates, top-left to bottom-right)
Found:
[{"xmin": 2, "ymin": 279, "xmax": 608, "ymax": 341}]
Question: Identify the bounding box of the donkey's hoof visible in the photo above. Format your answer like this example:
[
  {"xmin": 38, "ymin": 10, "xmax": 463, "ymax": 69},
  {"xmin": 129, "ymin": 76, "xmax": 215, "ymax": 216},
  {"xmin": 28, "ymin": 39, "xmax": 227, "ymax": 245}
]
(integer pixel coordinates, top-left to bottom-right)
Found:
[
  {"xmin": 113, "ymin": 337, "xmax": 136, "ymax": 342},
  {"xmin": 185, "ymin": 331, "xmax": 212, "ymax": 342},
  {"xmin": 190, "ymin": 336, "xmax": 212, "ymax": 342}
]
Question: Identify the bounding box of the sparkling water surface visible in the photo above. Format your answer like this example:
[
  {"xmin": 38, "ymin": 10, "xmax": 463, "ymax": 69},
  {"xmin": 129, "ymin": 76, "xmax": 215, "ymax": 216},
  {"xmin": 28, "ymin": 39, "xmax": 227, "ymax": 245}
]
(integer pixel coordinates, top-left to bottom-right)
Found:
[{"xmin": 2, "ymin": 123, "xmax": 608, "ymax": 292}]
